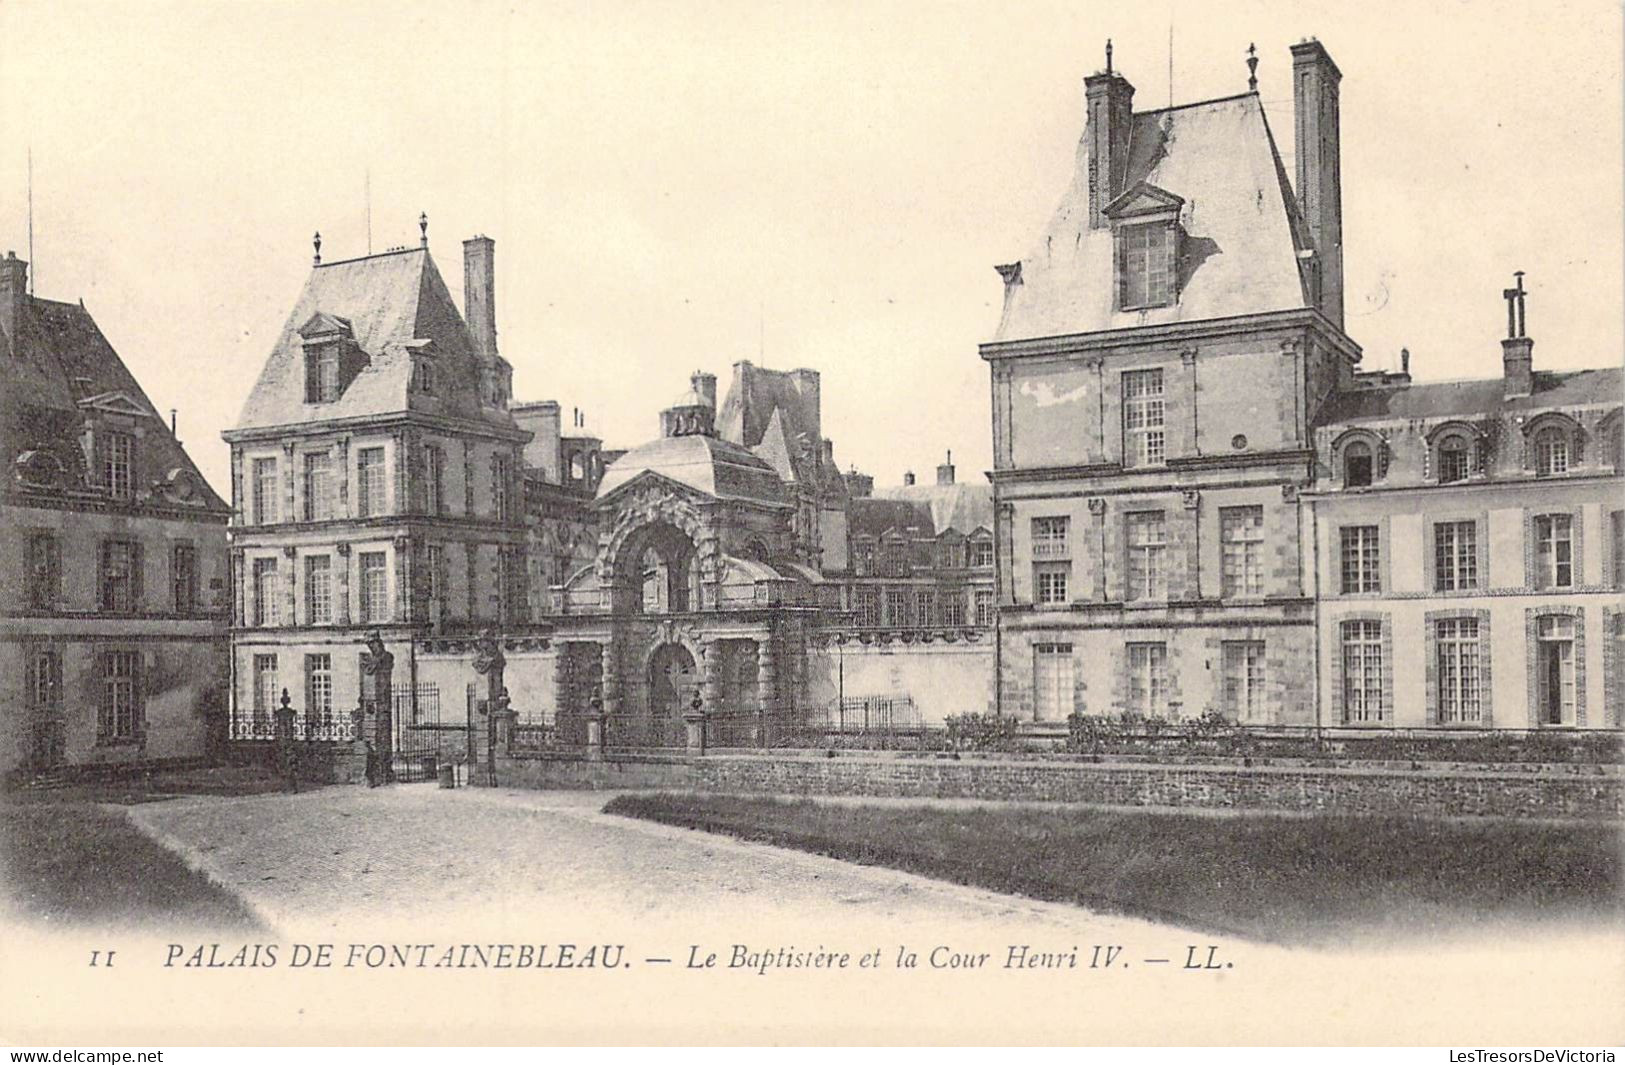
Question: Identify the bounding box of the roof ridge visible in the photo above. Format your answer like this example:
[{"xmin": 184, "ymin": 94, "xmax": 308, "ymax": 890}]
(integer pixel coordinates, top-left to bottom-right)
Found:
[
  {"xmin": 1136, "ymin": 90, "xmax": 1258, "ymax": 118},
  {"xmin": 313, "ymin": 246, "xmax": 426, "ymax": 270}
]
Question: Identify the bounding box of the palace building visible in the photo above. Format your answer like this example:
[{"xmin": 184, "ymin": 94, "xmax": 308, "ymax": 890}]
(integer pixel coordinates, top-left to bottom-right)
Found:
[{"xmin": 983, "ymin": 39, "xmax": 1622, "ymax": 732}]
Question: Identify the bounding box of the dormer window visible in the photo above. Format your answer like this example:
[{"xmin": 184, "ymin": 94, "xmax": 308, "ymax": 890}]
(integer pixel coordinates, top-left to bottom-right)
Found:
[
  {"xmin": 1104, "ymin": 182, "xmax": 1185, "ymax": 312},
  {"xmin": 1344, "ymin": 441, "xmax": 1373, "ymax": 487},
  {"xmin": 415, "ymin": 359, "xmax": 436, "ymax": 395},
  {"xmin": 309, "ymin": 346, "xmax": 340, "ymax": 403},
  {"xmin": 1534, "ymin": 426, "xmax": 1569, "ymax": 476},
  {"xmin": 104, "ymin": 431, "xmax": 134, "ymax": 498},
  {"xmin": 298, "ymin": 312, "xmax": 360, "ymax": 405},
  {"xmin": 1438, "ymin": 438, "xmax": 1470, "ymax": 483}
]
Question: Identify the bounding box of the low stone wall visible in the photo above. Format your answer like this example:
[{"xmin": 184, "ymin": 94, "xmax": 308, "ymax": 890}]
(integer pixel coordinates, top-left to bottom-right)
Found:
[{"xmin": 493, "ymin": 750, "xmax": 1623, "ymax": 821}]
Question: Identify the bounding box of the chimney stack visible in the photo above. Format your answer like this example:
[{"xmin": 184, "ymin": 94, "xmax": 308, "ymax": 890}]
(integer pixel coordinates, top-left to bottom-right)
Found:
[
  {"xmin": 903, "ymin": 470, "xmax": 916, "ymax": 487},
  {"xmin": 1084, "ymin": 42, "xmax": 1136, "ymax": 230},
  {"xmin": 844, "ymin": 469, "xmax": 874, "ymax": 498},
  {"xmin": 462, "ymin": 236, "xmax": 498, "ymax": 362},
  {"xmin": 936, "ymin": 450, "xmax": 956, "ymax": 486},
  {"xmin": 1291, "ymin": 38, "xmax": 1344, "ymax": 329},
  {"xmin": 1, "ymin": 251, "xmax": 27, "ymax": 358},
  {"xmin": 1502, "ymin": 271, "xmax": 1533, "ymax": 399},
  {"xmin": 690, "ymin": 370, "xmax": 717, "ymax": 409}
]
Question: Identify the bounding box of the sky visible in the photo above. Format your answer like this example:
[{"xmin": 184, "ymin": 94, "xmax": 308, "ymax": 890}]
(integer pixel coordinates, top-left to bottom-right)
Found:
[{"xmin": 1, "ymin": 0, "xmax": 1620, "ymax": 497}]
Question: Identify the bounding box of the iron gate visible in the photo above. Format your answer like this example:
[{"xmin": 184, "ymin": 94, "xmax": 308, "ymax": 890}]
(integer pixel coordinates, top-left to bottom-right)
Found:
[{"xmin": 391, "ymin": 684, "xmax": 468, "ymax": 783}]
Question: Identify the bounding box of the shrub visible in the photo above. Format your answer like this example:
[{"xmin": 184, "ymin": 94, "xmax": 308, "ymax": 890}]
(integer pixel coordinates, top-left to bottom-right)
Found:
[{"xmin": 945, "ymin": 713, "xmax": 1019, "ymax": 752}]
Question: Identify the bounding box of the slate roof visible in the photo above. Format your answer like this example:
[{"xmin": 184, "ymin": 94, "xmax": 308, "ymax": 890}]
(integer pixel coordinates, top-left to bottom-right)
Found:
[
  {"xmin": 5, "ymin": 292, "xmax": 227, "ymax": 510},
  {"xmin": 595, "ymin": 434, "xmax": 788, "ymax": 506},
  {"xmin": 715, "ymin": 361, "xmax": 846, "ymax": 498},
  {"xmin": 872, "ymin": 481, "xmax": 994, "ymax": 536},
  {"xmin": 993, "ymin": 92, "xmax": 1311, "ymax": 342},
  {"xmin": 233, "ymin": 247, "xmax": 507, "ymax": 432},
  {"xmin": 848, "ymin": 497, "xmax": 934, "ymax": 539},
  {"xmin": 1317, "ymin": 368, "xmax": 1623, "ymax": 425}
]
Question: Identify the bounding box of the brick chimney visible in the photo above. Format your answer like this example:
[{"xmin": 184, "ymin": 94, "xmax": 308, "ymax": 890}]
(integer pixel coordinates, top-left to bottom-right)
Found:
[
  {"xmin": 1291, "ymin": 39, "xmax": 1344, "ymax": 329},
  {"xmin": 690, "ymin": 370, "xmax": 717, "ymax": 409},
  {"xmin": 903, "ymin": 470, "xmax": 916, "ymax": 487},
  {"xmin": 462, "ymin": 236, "xmax": 497, "ymax": 362},
  {"xmin": 0, "ymin": 252, "xmax": 26, "ymax": 358},
  {"xmin": 1084, "ymin": 42, "xmax": 1136, "ymax": 230},
  {"xmin": 936, "ymin": 450, "xmax": 956, "ymax": 486},
  {"xmin": 1502, "ymin": 271, "xmax": 1533, "ymax": 399}
]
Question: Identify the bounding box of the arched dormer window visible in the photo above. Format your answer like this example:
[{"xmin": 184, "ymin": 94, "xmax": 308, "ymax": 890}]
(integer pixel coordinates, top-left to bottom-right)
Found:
[
  {"xmin": 1599, "ymin": 410, "xmax": 1622, "ymax": 471},
  {"xmin": 1522, "ymin": 412, "xmax": 1581, "ymax": 477},
  {"xmin": 1331, "ymin": 429, "xmax": 1385, "ymax": 489},
  {"xmin": 1425, "ymin": 422, "xmax": 1486, "ymax": 485},
  {"xmin": 1535, "ymin": 427, "xmax": 1569, "ymax": 476}
]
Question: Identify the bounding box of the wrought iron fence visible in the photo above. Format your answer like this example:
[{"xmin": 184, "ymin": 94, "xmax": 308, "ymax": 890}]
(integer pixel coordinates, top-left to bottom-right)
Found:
[{"xmin": 706, "ymin": 697, "xmax": 951, "ymax": 751}]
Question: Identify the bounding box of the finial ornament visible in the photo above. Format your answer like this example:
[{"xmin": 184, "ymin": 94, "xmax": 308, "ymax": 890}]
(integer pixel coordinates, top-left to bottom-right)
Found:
[
  {"xmin": 1246, "ymin": 43, "xmax": 1259, "ymax": 92},
  {"xmin": 1105, "ymin": 38, "xmax": 1114, "ymax": 74},
  {"xmin": 1502, "ymin": 271, "xmax": 1528, "ymax": 339},
  {"xmin": 419, "ymin": 211, "xmax": 428, "ymax": 247},
  {"xmin": 312, "ymin": 231, "xmax": 322, "ymax": 265}
]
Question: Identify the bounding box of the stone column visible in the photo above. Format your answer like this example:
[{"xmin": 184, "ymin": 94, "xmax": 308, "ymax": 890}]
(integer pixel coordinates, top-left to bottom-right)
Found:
[
  {"xmin": 683, "ymin": 690, "xmax": 707, "ymax": 755},
  {"xmin": 758, "ymin": 633, "xmax": 777, "ymax": 736},
  {"xmin": 394, "ymin": 534, "xmax": 413, "ymax": 623},
  {"xmin": 230, "ymin": 548, "xmax": 246, "ymax": 628},
  {"xmin": 361, "ymin": 631, "xmax": 394, "ymax": 786},
  {"xmin": 472, "ymin": 627, "xmax": 506, "ymax": 786},
  {"xmin": 585, "ymin": 683, "xmax": 606, "ymax": 762},
  {"xmin": 1088, "ymin": 498, "xmax": 1108, "ymax": 601},
  {"xmin": 274, "ymin": 688, "xmax": 298, "ymax": 792},
  {"xmin": 1182, "ymin": 489, "xmax": 1201, "ymax": 602},
  {"xmin": 336, "ymin": 435, "xmax": 351, "ymax": 518},
  {"xmin": 283, "ymin": 545, "xmax": 298, "ymax": 626},
  {"xmin": 335, "ymin": 543, "xmax": 352, "ymax": 625},
  {"xmin": 700, "ymin": 640, "xmax": 722, "ymax": 746}
]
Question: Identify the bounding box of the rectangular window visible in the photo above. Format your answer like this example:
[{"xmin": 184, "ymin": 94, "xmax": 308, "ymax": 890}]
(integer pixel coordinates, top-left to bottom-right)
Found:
[
  {"xmin": 1033, "ymin": 643, "xmax": 1074, "ymax": 722},
  {"xmin": 253, "ymin": 653, "xmax": 278, "ymax": 725},
  {"xmin": 1435, "ymin": 618, "xmax": 1482, "ymax": 725},
  {"xmin": 1534, "ymin": 514, "xmax": 1574, "ymax": 589},
  {"xmin": 1033, "ymin": 563, "xmax": 1069, "ymax": 605},
  {"xmin": 882, "ymin": 540, "xmax": 910, "ymax": 577},
  {"xmin": 1438, "ymin": 444, "xmax": 1471, "ymax": 484},
  {"xmin": 1340, "ymin": 525, "xmax": 1381, "ymax": 594},
  {"xmin": 1126, "ymin": 511, "xmax": 1167, "ymax": 601},
  {"xmin": 1119, "ymin": 223, "xmax": 1175, "ymax": 309},
  {"xmin": 914, "ymin": 589, "xmax": 936, "ymax": 627},
  {"xmin": 1535, "ymin": 615, "xmax": 1576, "ymax": 726},
  {"xmin": 104, "ymin": 431, "xmax": 133, "ymax": 498},
  {"xmin": 1434, "ymin": 521, "xmax": 1479, "ymax": 592},
  {"xmin": 969, "ymin": 538, "xmax": 994, "ymax": 568},
  {"xmin": 27, "ymin": 532, "xmax": 60, "ymax": 611},
  {"xmin": 251, "ymin": 457, "xmax": 279, "ymax": 524},
  {"xmin": 302, "ymin": 451, "xmax": 332, "ymax": 522},
  {"xmin": 1031, "ymin": 516, "xmax": 1069, "ymax": 559},
  {"xmin": 251, "ymin": 557, "xmax": 280, "ymax": 626},
  {"xmin": 29, "ymin": 648, "xmax": 62, "ymax": 710},
  {"xmin": 305, "ymin": 654, "xmax": 333, "ymax": 722},
  {"xmin": 885, "ymin": 586, "xmax": 912, "ymax": 627},
  {"xmin": 973, "ymin": 588, "xmax": 995, "ymax": 627},
  {"xmin": 853, "ymin": 586, "xmax": 881, "ymax": 627},
  {"xmin": 359, "ymin": 551, "xmax": 388, "ymax": 623},
  {"xmin": 356, "ymin": 447, "xmax": 386, "ymax": 518},
  {"xmin": 310, "ymin": 347, "xmax": 340, "ymax": 403},
  {"xmin": 852, "ymin": 539, "xmax": 876, "ymax": 576},
  {"xmin": 305, "ymin": 554, "xmax": 332, "ymax": 624},
  {"xmin": 1126, "ymin": 643, "xmax": 1169, "ymax": 716},
  {"xmin": 1219, "ymin": 506, "xmax": 1263, "ymax": 598},
  {"xmin": 100, "ymin": 650, "xmax": 139, "ymax": 741},
  {"xmin": 940, "ymin": 591, "xmax": 967, "ymax": 627},
  {"xmin": 425, "ymin": 444, "xmax": 445, "ymax": 515},
  {"xmin": 1122, "ymin": 369, "xmax": 1166, "ymax": 467},
  {"xmin": 1341, "ymin": 620, "xmax": 1385, "ymax": 723},
  {"xmin": 1222, "ymin": 641, "xmax": 1266, "ymax": 720},
  {"xmin": 492, "ymin": 453, "xmax": 512, "ymax": 521},
  {"xmin": 935, "ymin": 540, "xmax": 964, "ymax": 570},
  {"xmin": 100, "ymin": 540, "xmax": 139, "ymax": 613},
  {"xmin": 172, "ymin": 542, "xmax": 198, "ymax": 614}
]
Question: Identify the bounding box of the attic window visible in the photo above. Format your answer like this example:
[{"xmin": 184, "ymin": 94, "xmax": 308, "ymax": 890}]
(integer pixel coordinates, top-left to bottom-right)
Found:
[
  {"xmin": 415, "ymin": 360, "xmax": 436, "ymax": 395},
  {"xmin": 1118, "ymin": 222, "xmax": 1177, "ymax": 310},
  {"xmin": 306, "ymin": 345, "xmax": 341, "ymax": 403}
]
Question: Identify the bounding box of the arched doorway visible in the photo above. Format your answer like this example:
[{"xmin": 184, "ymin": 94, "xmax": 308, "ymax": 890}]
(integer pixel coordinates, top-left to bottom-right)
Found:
[
  {"xmin": 648, "ymin": 642, "xmax": 696, "ymax": 745},
  {"xmin": 615, "ymin": 521, "xmax": 701, "ymax": 615}
]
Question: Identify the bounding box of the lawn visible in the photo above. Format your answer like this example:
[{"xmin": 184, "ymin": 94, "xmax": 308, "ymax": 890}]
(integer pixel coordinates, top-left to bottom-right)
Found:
[
  {"xmin": 1, "ymin": 786, "xmax": 270, "ymax": 933},
  {"xmin": 605, "ymin": 793, "xmax": 1625, "ymax": 946}
]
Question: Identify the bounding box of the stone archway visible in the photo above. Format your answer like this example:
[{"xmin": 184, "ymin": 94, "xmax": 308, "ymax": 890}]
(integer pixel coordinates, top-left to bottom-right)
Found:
[{"xmin": 648, "ymin": 642, "xmax": 697, "ymax": 746}]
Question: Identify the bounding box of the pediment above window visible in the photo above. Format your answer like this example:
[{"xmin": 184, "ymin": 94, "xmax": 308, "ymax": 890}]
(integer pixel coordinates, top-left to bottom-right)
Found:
[
  {"xmin": 297, "ymin": 312, "xmax": 354, "ymax": 341},
  {"xmin": 1518, "ymin": 410, "xmax": 1581, "ymax": 438},
  {"xmin": 76, "ymin": 391, "xmax": 153, "ymax": 419},
  {"xmin": 1102, "ymin": 181, "xmax": 1185, "ymax": 223}
]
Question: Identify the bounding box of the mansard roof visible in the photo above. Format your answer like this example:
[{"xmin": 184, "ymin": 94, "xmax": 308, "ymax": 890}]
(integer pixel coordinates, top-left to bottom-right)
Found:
[
  {"xmin": 595, "ymin": 434, "xmax": 788, "ymax": 506},
  {"xmin": 871, "ymin": 481, "xmax": 994, "ymax": 537},
  {"xmin": 233, "ymin": 247, "xmax": 505, "ymax": 432},
  {"xmin": 992, "ymin": 92, "xmax": 1311, "ymax": 342},
  {"xmin": 1317, "ymin": 368, "xmax": 1622, "ymax": 426}
]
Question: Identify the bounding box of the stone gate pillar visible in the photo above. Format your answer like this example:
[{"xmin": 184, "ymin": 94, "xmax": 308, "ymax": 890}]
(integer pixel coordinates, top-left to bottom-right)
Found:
[
  {"xmin": 585, "ymin": 685, "xmax": 606, "ymax": 762},
  {"xmin": 683, "ymin": 690, "xmax": 707, "ymax": 755},
  {"xmin": 473, "ymin": 627, "xmax": 506, "ymax": 786},
  {"xmin": 274, "ymin": 688, "xmax": 298, "ymax": 792},
  {"xmin": 361, "ymin": 630, "xmax": 394, "ymax": 786}
]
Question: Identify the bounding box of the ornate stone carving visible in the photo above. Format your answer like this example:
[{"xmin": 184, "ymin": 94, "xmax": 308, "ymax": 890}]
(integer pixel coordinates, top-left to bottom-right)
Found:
[{"xmin": 1087, "ymin": 497, "xmax": 1107, "ymax": 515}]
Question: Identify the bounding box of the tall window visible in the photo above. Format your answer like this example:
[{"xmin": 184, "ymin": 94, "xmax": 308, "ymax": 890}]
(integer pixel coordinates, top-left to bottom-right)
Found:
[
  {"xmin": 1340, "ymin": 620, "xmax": 1385, "ymax": 723},
  {"xmin": 302, "ymin": 451, "xmax": 332, "ymax": 521},
  {"xmin": 1438, "ymin": 438, "xmax": 1471, "ymax": 483},
  {"xmin": 100, "ymin": 651, "xmax": 140, "ymax": 741},
  {"xmin": 1533, "ymin": 514, "xmax": 1574, "ymax": 589},
  {"xmin": 356, "ymin": 447, "xmax": 386, "ymax": 518},
  {"xmin": 359, "ymin": 551, "xmax": 388, "ymax": 623},
  {"xmin": 852, "ymin": 538, "xmax": 876, "ymax": 576},
  {"xmin": 104, "ymin": 431, "xmax": 134, "ymax": 498},
  {"xmin": 881, "ymin": 538, "xmax": 910, "ymax": 577},
  {"xmin": 28, "ymin": 648, "xmax": 62, "ymax": 714},
  {"xmin": 424, "ymin": 444, "xmax": 445, "ymax": 515},
  {"xmin": 1222, "ymin": 641, "xmax": 1266, "ymax": 720},
  {"xmin": 1435, "ymin": 618, "xmax": 1482, "ymax": 725},
  {"xmin": 1534, "ymin": 427, "xmax": 1569, "ymax": 476},
  {"xmin": 1031, "ymin": 516, "xmax": 1069, "ymax": 559},
  {"xmin": 1122, "ymin": 369, "xmax": 1166, "ymax": 467},
  {"xmin": 172, "ymin": 542, "xmax": 198, "ymax": 613},
  {"xmin": 914, "ymin": 589, "xmax": 936, "ymax": 627},
  {"xmin": 853, "ymin": 586, "xmax": 880, "ymax": 627},
  {"xmin": 935, "ymin": 539, "xmax": 964, "ymax": 570},
  {"xmin": 941, "ymin": 591, "xmax": 967, "ymax": 626},
  {"xmin": 251, "ymin": 557, "xmax": 279, "ymax": 626},
  {"xmin": 1535, "ymin": 615, "xmax": 1576, "ymax": 726},
  {"xmin": 1034, "ymin": 563, "xmax": 1069, "ymax": 605},
  {"xmin": 1343, "ymin": 441, "xmax": 1373, "ymax": 487},
  {"xmin": 426, "ymin": 544, "xmax": 446, "ymax": 619},
  {"xmin": 252, "ymin": 457, "xmax": 279, "ymax": 524},
  {"xmin": 1220, "ymin": 506, "xmax": 1263, "ymax": 598},
  {"xmin": 27, "ymin": 532, "xmax": 60, "ymax": 611},
  {"xmin": 1033, "ymin": 643, "xmax": 1074, "ymax": 722},
  {"xmin": 253, "ymin": 654, "xmax": 279, "ymax": 725},
  {"xmin": 305, "ymin": 554, "xmax": 332, "ymax": 624},
  {"xmin": 1339, "ymin": 525, "xmax": 1381, "ymax": 594},
  {"xmin": 492, "ymin": 453, "xmax": 512, "ymax": 521},
  {"xmin": 1434, "ymin": 521, "xmax": 1479, "ymax": 591},
  {"xmin": 885, "ymin": 586, "xmax": 911, "ymax": 627},
  {"xmin": 1126, "ymin": 511, "xmax": 1167, "ymax": 601},
  {"xmin": 969, "ymin": 537, "xmax": 994, "ymax": 568},
  {"xmin": 1126, "ymin": 643, "xmax": 1169, "ymax": 716},
  {"xmin": 100, "ymin": 540, "xmax": 140, "ymax": 613},
  {"xmin": 305, "ymin": 654, "xmax": 333, "ymax": 723},
  {"xmin": 1118, "ymin": 223, "xmax": 1175, "ymax": 309},
  {"xmin": 415, "ymin": 360, "xmax": 436, "ymax": 394},
  {"xmin": 307, "ymin": 346, "xmax": 341, "ymax": 403},
  {"xmin": 973, "ymin": 588, "xmax": 994, "ymax": 627}
]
